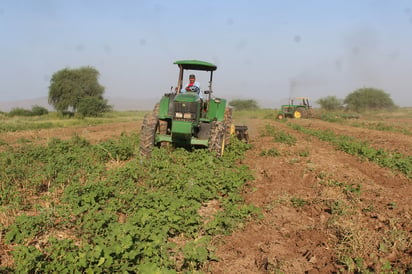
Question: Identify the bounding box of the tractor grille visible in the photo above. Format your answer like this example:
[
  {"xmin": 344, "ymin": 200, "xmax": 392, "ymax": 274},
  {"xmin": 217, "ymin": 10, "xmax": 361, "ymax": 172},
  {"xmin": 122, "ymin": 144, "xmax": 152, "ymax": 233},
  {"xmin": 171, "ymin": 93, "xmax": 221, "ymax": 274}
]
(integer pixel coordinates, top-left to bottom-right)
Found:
[{"xmin": 174, "ymin": 101, "xmax": 197, "ymax": 121}]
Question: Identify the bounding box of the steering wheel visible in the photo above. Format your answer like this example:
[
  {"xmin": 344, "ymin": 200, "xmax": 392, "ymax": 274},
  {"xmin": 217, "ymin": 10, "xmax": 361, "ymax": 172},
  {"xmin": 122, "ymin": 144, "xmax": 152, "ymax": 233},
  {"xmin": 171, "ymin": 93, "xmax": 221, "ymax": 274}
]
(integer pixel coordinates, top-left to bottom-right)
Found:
[{"xmin": 187, "ymin": 86, "xmax": 200, "ymax": 93}]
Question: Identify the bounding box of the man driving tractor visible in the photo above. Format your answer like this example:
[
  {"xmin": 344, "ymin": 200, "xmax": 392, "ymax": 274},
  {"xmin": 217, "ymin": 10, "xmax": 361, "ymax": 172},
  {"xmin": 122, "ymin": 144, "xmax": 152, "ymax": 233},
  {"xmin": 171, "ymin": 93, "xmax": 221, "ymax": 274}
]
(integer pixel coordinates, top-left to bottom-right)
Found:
[{"xmin": 181, "ymin": 74, "xmax": 202, "ymax": 99}]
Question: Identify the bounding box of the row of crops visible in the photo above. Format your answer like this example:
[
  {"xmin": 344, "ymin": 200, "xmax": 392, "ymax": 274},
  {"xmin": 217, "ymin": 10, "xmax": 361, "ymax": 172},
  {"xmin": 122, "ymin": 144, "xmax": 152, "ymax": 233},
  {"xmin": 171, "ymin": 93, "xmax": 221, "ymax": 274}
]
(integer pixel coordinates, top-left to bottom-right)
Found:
[
  {"xmin": 317, "ymin": 112, "xmax": 411, "ymax": 136},
  {"xmin": 0, "ymin": 135, "xmax": 258, "ymax": 273},
  {"xmin": 274, "ymin": 121, "xmax": 411, "ymax": 272},
  {"xmin": 288, "ymin": 123, "xmax": 412, "ymax": 178}
]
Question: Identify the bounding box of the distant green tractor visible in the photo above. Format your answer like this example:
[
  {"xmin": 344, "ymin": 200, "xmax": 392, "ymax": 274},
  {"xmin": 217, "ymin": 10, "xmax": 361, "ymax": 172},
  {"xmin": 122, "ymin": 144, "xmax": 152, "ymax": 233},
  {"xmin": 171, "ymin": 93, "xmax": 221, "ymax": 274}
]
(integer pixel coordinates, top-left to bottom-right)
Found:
[
  {"xmin": 277, "ymin": 97, "xmax": 312, "ymax": 119},
  {"xmin": 140, "ymin": 60, "xmax": 247, "ymax": 158}
]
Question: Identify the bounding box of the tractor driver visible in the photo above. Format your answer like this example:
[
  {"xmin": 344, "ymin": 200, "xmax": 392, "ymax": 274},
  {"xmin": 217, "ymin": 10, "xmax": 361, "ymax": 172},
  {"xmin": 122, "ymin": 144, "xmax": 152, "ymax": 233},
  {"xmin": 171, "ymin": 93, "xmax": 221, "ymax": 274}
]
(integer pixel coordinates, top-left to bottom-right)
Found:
[{"xmin": 181, "ymin": 74, "xmax": 203, "ymax": 99}]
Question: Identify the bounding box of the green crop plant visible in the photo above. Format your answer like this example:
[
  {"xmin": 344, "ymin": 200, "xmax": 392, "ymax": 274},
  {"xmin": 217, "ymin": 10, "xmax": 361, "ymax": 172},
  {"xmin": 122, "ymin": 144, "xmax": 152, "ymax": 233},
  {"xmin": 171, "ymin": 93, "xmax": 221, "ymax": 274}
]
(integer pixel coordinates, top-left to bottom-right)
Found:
[
  {"xmin": 351, "ymin": 121, "xmax": 411, "ymax": 136},
  {"xmin": 320, "ymin": 112, "xmax": 344, "ymax": 123},
  {"xmin": 274, "ymin": 131, "xmax": 297, "ymax": 145},
  {"xmin": 5, "ymin": 211, "xmax": 56, "ymax": 244},
  {"xmin": 387, "ymin": 201, "xmax": 397, "ymax": 209},
  {"xmin": 260, "ymin": 148, "xmax": 281, "ymax": 157},
  {"xmin": 326, "ymin": 200, "xmax": 347, "ymax": 216},
  {"xmin": 261, "ymin": 125, "xmax": 296, "ymax": 146},
  {"xmin": 260, "ymin": 124, "xmax": 277, "ymax": 137},
  {"xmin": 290, "ymin": 197, "xmax": 308, "ymax": 208},
  {"xmin": 288, "ymin": 158, "xmax": 300, "ymax": 164},
  {"xmin": 1, "ymin": 134, "xmax": 257, "ymax": 272},
  {"xmin": 344, "ymin": 183, "xmax": 361, "ymax": 196},
  {"xmin": 298, "ymin": 148, "xmax": 310, "ymax": 157}
]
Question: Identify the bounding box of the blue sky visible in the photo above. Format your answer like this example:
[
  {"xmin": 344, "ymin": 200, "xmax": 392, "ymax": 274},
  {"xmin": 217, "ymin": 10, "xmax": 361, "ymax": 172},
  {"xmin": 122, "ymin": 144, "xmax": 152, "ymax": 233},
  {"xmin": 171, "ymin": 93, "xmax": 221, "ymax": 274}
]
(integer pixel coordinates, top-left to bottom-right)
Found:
[{"xmin": 1, "ymin": 0, "xmax": 412, "ymax": 107}]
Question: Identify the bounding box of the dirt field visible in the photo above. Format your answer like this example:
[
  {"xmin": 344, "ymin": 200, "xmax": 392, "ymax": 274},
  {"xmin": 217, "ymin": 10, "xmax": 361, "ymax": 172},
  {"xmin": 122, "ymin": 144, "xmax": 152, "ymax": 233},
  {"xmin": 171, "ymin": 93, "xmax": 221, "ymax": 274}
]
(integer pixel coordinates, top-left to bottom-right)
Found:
[
  {"xmin": 209, "ymin": 117, "xmax": 411, "ymax": 273},
  {"xmin": 1, "ymin": 115, "xmax": 411, "ymax": 273}
]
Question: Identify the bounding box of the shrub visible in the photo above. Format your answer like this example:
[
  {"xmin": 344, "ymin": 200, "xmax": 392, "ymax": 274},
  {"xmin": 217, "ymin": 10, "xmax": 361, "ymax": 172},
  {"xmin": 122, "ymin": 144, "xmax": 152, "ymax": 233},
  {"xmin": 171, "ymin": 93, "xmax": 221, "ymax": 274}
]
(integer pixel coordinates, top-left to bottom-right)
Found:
[
  {"xmin": 317, "ymin": 96, "xmax": 343, "ymax": 110},
  {"xmin": 77, "ymin": 96, "xmax": 112, "ymax": 117},
  {"xmin": 229, "ymin": 99, "xmax": 259, "ymax": 110},
  {"xmin": 8, "ymin": 106, "xmax": 49, "ymax": 117},
  {"xmin": 31, "ymin": 105, "xmax": 49, "ymax": 116},
  {"xmin": 8, "ymin": 108, "xmax": 33, "ymax": 117}
]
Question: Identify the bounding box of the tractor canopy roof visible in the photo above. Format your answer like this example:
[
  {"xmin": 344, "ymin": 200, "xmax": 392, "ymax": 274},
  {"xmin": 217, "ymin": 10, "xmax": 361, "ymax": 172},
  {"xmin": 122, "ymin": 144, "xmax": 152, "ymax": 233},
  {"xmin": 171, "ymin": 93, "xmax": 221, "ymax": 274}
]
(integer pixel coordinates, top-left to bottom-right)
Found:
[{"xmin": 174, "ymin": 60, "xmax": 217, "ymax": 71}]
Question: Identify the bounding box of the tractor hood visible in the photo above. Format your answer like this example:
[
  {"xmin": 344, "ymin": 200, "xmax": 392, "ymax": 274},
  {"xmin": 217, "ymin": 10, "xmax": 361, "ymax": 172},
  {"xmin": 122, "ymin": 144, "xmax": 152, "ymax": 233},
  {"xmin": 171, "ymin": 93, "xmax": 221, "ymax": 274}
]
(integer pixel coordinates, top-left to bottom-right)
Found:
[{"xmin": 174, "ymin": 92, "xmax": 201, "ymax": 103}]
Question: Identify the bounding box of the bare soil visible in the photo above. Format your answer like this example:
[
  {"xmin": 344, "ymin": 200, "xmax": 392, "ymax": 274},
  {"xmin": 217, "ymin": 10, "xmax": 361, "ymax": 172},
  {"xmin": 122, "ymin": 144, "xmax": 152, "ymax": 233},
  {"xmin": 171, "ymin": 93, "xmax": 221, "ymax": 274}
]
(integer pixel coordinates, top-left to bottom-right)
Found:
[
  {"xmin": 1, "ymin": 116, "xmax": 411, "ymax": 273},
  {"xmin": 208, "ymin": 117, "xmax": 411, "ymax": 273},
  {"xmin": 0, "ymin": 121, "xmax": 140, "ymax": 149}
]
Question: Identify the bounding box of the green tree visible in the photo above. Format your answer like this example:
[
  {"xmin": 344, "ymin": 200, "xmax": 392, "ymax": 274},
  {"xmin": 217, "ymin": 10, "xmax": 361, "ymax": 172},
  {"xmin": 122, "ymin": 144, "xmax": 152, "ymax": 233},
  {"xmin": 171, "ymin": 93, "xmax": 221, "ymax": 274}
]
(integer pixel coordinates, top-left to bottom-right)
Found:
[
  {"xmin": 229, "ymin": 99, "xmax": 259, "ymax": 110},
  {"xmin": 316, "ymin": 96, "xmax": 343, "ymax": 110},
  {"xmin": 77, "ymin": 96, "xmax": 112, "ymax": 117},
  {"xmin": 48, "ymin": 66, "xmax": 109, "ymax": 115},
  {"xmin": 344, "ymin": 87, "xmax": 397, "ymax": 112}
]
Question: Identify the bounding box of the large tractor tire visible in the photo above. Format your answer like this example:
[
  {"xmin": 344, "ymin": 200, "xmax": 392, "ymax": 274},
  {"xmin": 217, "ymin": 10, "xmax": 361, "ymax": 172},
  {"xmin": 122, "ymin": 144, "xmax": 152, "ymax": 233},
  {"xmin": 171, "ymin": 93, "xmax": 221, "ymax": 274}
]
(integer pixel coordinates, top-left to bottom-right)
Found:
[
  {"xmin": 224, "ymin": 107, "xmax": 233, "ymax": 145},
  {"xmin": 140, "ymin": 104, "xmax": 160, "ymax": 159},
  {"xmin": 296, "ymin": 107, "xmax": 308, "ymax": 118},
  {"xmin": 140, "ymin": 112, "xmax": 158, "ymax": 159},
  {"xmin": 307, "ymin": 108, "xmax": 313, "ymax": 118},
  {"xmin": 293, "ymin": 107, "xmax": 306, "ymax": 119},
  {"xmin": 208, "ymin": 121, "xmax": 225, "ymax": 157}
]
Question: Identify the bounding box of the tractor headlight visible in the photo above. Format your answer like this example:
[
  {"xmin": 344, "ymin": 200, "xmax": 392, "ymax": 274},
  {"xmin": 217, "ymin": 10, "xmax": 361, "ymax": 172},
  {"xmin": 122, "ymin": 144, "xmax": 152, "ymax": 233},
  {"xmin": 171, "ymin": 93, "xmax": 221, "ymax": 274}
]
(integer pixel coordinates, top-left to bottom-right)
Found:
[
  {"xmin": 183, "ymin": 113, "xmax": 193, "ymax": 119},
  {"xmin": 175, "ymin": 112, "xmax": 183, "ymax": 118}
]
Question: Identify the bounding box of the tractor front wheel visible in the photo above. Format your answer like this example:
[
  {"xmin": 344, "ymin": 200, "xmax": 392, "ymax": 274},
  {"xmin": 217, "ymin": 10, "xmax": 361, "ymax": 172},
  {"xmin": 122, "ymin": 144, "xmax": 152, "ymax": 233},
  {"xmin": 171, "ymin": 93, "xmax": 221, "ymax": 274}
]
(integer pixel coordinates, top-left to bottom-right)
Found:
[
  {"xmin": 209, "ymin": 121, "xmax": 225, "ymax": 157},
  {"xmin": 277, "ymin": 113, "xmax": 285, "ymax": 120}
]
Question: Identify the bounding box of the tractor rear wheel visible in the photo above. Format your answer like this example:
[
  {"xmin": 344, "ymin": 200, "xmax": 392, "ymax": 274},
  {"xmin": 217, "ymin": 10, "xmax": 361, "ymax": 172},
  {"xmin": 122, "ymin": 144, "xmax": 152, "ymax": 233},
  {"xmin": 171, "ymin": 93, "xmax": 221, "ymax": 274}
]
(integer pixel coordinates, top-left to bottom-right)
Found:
[
  {"xmin": 140, "ymin": 104, "xmax": 160, "ymax": 158},
  {"xmin": 140, "ymin": 112, "xmax": 158, "ymax": 158},
  {"xmin": 209, "ymin": 121, "xmax": 225, "ymax": 157},
  {"xmin": 293, "ymin": 108, "xmax": 305, "ymax": 119},
  {"xmin": 224, "ymin": 107, "xmax": 233, "ymax": 145},
  {"xmin": 296, "ymin": 107, "xmax": 308, "ymax": 118},
  {"xmin": 307, "ymin": 108, "xmax": 313, "ymax": 118}
]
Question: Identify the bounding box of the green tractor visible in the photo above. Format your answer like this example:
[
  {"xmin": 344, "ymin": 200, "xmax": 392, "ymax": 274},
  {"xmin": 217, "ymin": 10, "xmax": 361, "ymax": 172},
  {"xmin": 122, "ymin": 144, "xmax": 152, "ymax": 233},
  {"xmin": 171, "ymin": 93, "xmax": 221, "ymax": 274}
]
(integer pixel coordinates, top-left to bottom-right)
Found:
[
  {"xmin": 140, "ymin": 60, "xmax": 246, "ymax": 158},
  {"xmin": 277, "ymin": 97, "xmax": 312, "ymax": 119}
]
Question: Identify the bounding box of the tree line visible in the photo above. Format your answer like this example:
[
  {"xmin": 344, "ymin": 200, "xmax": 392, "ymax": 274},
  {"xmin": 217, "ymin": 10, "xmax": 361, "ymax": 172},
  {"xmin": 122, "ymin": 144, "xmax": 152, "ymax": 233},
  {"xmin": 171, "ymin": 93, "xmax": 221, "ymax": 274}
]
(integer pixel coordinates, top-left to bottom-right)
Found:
[
  {"xmin": 229, "ymin": 87, "xmax": 397, "ymax": 112},
  {"xmin": 3, "ymin": 66, "xmax": 398, "ymax": 117}
]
